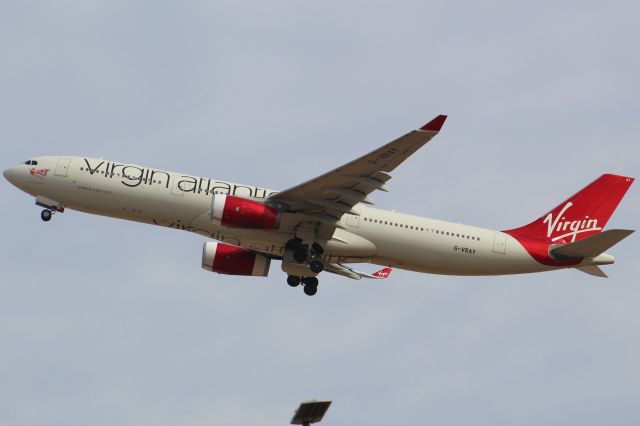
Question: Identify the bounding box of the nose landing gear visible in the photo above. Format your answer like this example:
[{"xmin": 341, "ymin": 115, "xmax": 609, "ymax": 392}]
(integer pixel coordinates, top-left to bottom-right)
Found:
[
  {"xmin": 40, "ymin": 209, "xmax": 53, "ymax": 222},
  {"xmin": 35, "ymin": 196, "xmax": 64, "ymax": 222}
]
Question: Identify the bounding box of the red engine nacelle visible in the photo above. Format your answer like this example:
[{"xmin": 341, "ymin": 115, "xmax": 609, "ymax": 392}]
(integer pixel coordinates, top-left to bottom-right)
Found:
[
  {"xmin": 201, "ymin": 242, "xmax": 271, "ymax": 276},
  {"xmin": 211, "ymin": 194, "xmax": 280, "ymax": 230}
]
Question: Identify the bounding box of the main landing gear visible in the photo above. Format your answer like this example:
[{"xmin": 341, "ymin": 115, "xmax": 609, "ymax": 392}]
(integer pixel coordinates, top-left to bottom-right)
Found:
[
  {"xmin": 285, "ymin": 238, "xmax": 325, "ymax": 272},
  {"xmin": 284, "ymin": 238, "xmax": 325, "ymax": 296},
  {"xmin": 287, "ymin": 275, "xmax": 319, "ymax": 296}
]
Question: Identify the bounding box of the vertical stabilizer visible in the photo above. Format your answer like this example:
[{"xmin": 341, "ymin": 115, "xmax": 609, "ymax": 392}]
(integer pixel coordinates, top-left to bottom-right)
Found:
[{"xmin": 505, "ymin": 174, "xmax": 634, "ymax": 243}]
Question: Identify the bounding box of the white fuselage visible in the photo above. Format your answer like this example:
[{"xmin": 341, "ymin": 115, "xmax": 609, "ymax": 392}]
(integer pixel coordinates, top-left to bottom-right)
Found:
[{"xmin": 5, "ymin": 156, "xmax": 566, "ymax": 276}]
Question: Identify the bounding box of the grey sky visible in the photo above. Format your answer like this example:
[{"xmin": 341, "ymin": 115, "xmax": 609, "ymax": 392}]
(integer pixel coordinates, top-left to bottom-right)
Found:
[{"xmin": 1, "ymin": 1, "xmax": 638, "ymax": 425}]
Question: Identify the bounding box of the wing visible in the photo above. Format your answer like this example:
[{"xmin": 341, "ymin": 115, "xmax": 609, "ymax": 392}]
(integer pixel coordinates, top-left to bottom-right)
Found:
[{"xmin": 267, "ymin": 115, "xmax": 447, "ymax": 226}]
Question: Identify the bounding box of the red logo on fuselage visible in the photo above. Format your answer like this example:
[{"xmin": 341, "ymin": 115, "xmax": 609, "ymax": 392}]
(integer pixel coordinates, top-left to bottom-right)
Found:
[{"xmin": 29, "ymin": 168, "xmax": 49, "ymax": 178}]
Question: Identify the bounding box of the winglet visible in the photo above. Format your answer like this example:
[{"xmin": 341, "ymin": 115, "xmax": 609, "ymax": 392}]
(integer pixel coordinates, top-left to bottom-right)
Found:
[
  {"xmin": 371, "ymin": 267, "xmax": 392, "ymax": 279},
  {"xmin": 420, "ymin": 115, "xmax": 448, "ymax": 132}
]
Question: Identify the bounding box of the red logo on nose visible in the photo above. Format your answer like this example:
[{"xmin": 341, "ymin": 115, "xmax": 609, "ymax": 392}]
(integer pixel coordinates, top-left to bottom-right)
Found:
[{"xmin": 30, "ymin": 168, "xmax": 49, "ymax": 177}]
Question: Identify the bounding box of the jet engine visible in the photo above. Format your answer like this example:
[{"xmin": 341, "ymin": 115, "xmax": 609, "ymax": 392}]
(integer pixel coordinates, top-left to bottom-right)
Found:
[
  {"xmin": 201, "ymin": 241, "xmax": 271, "ymax": 276},
  {"xmin": 211, "ymin": 194, "xmax": 280, "ymax": 230}
]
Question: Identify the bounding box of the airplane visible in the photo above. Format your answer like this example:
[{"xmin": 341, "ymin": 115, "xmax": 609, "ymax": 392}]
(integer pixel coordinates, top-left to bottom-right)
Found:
[{"xmin": 3, "ymin": 115, "xmax": 635, "ymax": 296}]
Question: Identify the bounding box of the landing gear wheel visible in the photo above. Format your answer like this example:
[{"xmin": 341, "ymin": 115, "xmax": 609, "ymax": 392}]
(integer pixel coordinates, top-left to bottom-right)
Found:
[
  {"xmin": 40, "ymin": 209, "xmax": 52, "ymax": 222},
  {"xmin": 303, "ymin": 282, "xmax": 318, "ymax": 296},
  {"xmin": 302, "ymin": 276, "xmax": 319, "ymax": 296},
  {"xmin": 287, "ymin": 275, "xmax": 301, "ymax": 287},
  {"xmin": 285, "ymin": 238, "xmax": 302, "ymax": 251},
  {"xmin": 302, "ymin": 276, "xmax": 318, "ymax": 286},
  {"xmin": 293, "ymin": 247, "xmax": 308, "ymax": 263},
  {"xmin": 309, "ymin": 259, "xmax": 324, "ymax": 273}
]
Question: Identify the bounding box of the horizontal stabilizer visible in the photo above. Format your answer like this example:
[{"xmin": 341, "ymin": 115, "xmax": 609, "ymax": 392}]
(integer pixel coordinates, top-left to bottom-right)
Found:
[
  {"xmin": 324, "ymin": 264, "xmax": 392, "ymax": 280},
  {"xmin": 551, "ymin": 229, "xmax": 634, "ymax": 258},
  {"xmin": 324, "ymin": 263, "xmax": 361, "ymax": 280},
  {"xmin": 576, "ymin": 265, "xmax": 608, "ymax": 278}
]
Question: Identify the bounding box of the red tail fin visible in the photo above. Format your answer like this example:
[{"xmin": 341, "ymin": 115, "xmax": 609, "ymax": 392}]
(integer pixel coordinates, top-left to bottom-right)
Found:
[{"xmin": 504, "ymin": 174, "xmax": 634, "ymax": 243}]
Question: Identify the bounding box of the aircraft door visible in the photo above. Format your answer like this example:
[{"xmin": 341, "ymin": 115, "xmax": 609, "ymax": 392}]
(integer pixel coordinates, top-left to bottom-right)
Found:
[
  {"xmin": 492, "ymin": 232, "xmax": 507, "ymax": 254},
  {"xmin": 346, "ymin": 214, "xmax": 359, "ymax": 229},
  {"xmin": 54, "ymin": 158, "xmax": 71, "ymax": 177}
]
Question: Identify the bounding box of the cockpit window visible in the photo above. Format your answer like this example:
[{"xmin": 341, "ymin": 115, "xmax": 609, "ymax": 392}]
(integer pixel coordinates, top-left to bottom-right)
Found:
[{"xmin": 24, "ymin": 160, "xmax": 38, "ymax": 165}]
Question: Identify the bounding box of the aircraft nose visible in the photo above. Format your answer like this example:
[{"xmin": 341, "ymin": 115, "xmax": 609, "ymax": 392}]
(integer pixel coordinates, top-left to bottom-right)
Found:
[{"xmin": 3, "ymin": 166, "xmax": 19, "ymax": 185}]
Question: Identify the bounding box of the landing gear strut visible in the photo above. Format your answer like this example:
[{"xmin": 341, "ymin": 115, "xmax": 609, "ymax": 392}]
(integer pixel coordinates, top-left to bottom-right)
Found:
[{"xmin": 40, "ymin": 209, "xmax": 53, "ymax": 222}]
